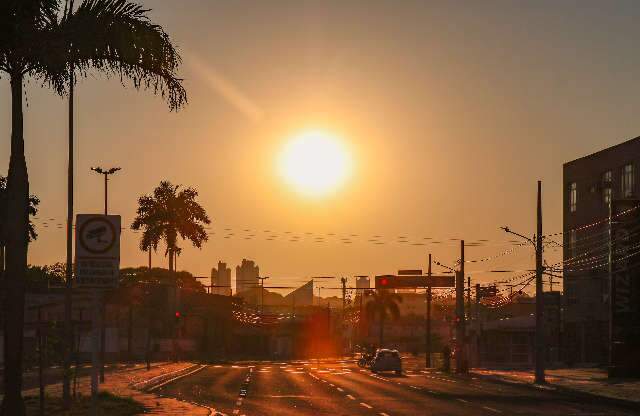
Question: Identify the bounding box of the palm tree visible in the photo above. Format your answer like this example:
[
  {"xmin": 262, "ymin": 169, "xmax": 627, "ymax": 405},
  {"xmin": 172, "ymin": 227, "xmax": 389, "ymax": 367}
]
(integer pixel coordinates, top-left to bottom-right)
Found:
[
  {"xmin": 0, "ymin": 1, "xmax": 186, "ymax": 413},
  {"xmin": 131, "ymin": 181, "xmax": 211, "ymax": 273},
  {"xmin": 0, "ymin": 175, "xmax": 39, "ymax": 275},
  {"xmin": 365, "ymin": 289, "xmax": 403, "ymax": 348}
]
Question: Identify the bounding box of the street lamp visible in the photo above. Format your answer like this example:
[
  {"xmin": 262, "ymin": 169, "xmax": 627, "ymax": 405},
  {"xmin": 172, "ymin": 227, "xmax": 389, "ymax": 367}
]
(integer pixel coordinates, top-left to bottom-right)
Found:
[
  {"xmin": 90, "ymin": 167, "xmax": 121, "ymax": 215},
  {"xmin": 500, "ymin": 181, "xmax": 545, "ymax": 384}
]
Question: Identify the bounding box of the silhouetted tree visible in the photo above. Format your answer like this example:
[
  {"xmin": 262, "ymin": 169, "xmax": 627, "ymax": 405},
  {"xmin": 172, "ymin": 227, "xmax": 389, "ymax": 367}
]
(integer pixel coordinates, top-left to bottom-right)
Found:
[
  {"xmin": 365, "ymin": 290, "xmax": 402, "ymax": 348},
  {"xmin": 0, "ymin": 175, "xmax": 39, "ymax": 275},
  {"xmin": 0, "ymin": 1, "xmax": 186, "ymax": 412},
  {"xmin": 131, "ymin": 181, "xmax": 211, "ymax": 272}
]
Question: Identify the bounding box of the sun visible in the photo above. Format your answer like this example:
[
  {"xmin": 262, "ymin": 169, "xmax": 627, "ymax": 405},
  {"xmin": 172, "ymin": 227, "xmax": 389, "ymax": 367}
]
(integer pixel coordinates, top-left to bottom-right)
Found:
[{"xmin": 278, "ymin": 130, "xmax": 352, "ymax": 197}]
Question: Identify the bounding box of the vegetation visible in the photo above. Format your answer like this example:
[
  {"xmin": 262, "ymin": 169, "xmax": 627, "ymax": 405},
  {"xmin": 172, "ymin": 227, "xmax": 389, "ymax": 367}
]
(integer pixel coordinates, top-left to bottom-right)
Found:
[
  {"xmin": 131, "ymin": 181, "xmax": 211, "ymax": 272},
  {"xmin": 120, "ymin": 266, "xmax": 206, "ymax": 292},
  {"xmin": 365, "ymin": 289, "xmax": 402, "ymax": 347},
  {"xmin": 0, "ymin": 1, "xmax": 186, "ymax": 413}
]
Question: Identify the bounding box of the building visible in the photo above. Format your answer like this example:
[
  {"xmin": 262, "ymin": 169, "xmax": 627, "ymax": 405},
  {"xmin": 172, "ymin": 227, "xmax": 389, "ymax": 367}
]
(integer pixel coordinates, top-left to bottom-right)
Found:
[
  {"xmin": 211, "ymin": 261, "xmax": 232, "ymax": 296},
  {"xmin": 356, "ymin": 276, "xmax": 370, "ymax": 294},
  {"xmin": 284, "ymin": 280, "xmax": 314, "ymax": 308},
  {"xmin": 235, "ymin": 259, "xmax": 260, "ymax": 296},
  {"xmin": 563, "ymin": 136, "xmax": 640, "ymax": 367}
]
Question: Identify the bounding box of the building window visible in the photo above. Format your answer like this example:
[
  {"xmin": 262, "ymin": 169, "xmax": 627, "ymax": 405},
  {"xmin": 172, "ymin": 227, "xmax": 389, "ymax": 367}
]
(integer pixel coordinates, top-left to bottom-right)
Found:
[
  {"xmin": 622, "ymin": 164, "xmax": 634, "ymax": 198},
  {"xmin": 569, "ymin": 182, "xmax": 577, "ymax": 212},
  {"xmin": 569, "ymin": 229, "xmax": 577, "ymax": 258}
]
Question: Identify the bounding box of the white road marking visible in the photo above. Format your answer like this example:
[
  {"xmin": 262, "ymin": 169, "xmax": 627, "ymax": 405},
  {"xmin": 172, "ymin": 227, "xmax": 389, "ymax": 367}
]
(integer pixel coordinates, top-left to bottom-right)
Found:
[
  {"xmin": 456, "ymin": 398, "xmax": 469, "ymax": 404},
  {"xmin": 337, "ymin": 387, "xmax": 344, "ymax": 392},
  {"xmin": 482, "ymin": 406, "xmax": 502, "ymax": 413},
  {"xmin": 347, "ymin": 394, "xmax": 356, "ymax": 400},
  {"xmin": 410, "ymin": 385, "xmax": 419, "ymax": 389},
  {"xmin": 360, "ymin": 402, "xmax": 373, "ymax": 409},
  {"xmin": 379, "ymin": 413, "xmax": 390, "ymax": 416}
]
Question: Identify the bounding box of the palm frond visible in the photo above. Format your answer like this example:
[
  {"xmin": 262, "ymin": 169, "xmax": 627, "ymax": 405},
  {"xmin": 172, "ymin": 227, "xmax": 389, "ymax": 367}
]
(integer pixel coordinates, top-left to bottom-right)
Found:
[{"xmin": 51, "ymin": 0, "xmax": 186, "ymax": 109}]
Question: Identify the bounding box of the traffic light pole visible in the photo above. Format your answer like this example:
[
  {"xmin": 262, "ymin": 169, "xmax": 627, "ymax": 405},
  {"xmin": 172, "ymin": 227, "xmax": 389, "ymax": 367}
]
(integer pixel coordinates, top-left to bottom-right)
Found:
[
  {"xmin": 426, "ymin": 254, "xmax": 432, "ymax": 368},
  {"xmin": 535, "ymin": 181, "xmax": 545, "ymax": 384}
]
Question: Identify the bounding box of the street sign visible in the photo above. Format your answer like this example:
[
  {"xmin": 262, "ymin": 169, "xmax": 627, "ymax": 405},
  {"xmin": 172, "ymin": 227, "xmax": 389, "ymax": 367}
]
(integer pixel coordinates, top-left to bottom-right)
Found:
[
  {"xmin": 375, "ymin": 274, "xmax": 455, "ymax": 289},
  {"xmin": 398, "ymin": 269, "xmax": 422, "ymax": 275},
  {"xmin": 75, "ymin": 214, "xmax": 121, "ymax": 288}
]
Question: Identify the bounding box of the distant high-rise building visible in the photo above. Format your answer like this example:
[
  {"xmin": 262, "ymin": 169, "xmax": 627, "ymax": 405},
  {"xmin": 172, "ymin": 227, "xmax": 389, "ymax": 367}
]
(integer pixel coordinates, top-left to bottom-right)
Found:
[
  {"xmin": 284, "ymin": 280, "xmax": 314, "ymax": 307},
  {"xmin": 356, "ymin": 276, "xmax": 370, "ymax": 294},
  {"xmin": 211, "ymin": 261, "xmax": 231, "ymax": 296},
  {"xmin": 235, "ymin": 259, "xmax": 259, "ymax": 296}
]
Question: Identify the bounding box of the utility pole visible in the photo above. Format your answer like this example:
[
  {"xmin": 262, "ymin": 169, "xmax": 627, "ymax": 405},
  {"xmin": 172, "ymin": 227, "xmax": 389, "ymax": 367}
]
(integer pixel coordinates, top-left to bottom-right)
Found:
[
  {"xmin": 466, "ymin": 276, "xmax": 471, "ymax": 314},
  {"xmin": 341, "ymin": 277, "xmax": 347, "ymax": 311},
  {"xmin": 426, "ymin": 254, "xmax": 432, "ymax": 368},
  {"xmin": 475, "ymin": 284, "xmax": 481, "ymax": 367},
  {"xmin": 535, "ymin": 180, "xmax": 545, "ymax": 384},
  {"xmin": 258, "ymin": 276, "xmax": 270, "ymax": 315},
  {"xmin": 456, "ymin": 240, "xmax": 467, "ymax": 373},
  {"xmin": 500, "ymin": 181, "xmax": 546, "ymax": 384}
]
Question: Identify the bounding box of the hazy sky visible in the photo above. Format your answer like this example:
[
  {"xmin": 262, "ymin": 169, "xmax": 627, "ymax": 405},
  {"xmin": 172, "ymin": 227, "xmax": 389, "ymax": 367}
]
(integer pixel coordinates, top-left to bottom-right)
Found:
[{"xmin": 2, "ymin": 0, "xmax": 640, "ymax": 296}]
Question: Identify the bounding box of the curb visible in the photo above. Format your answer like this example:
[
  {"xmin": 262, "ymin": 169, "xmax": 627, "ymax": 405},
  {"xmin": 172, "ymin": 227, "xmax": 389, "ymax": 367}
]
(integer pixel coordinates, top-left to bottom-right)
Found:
[
  {"xmin": 131, "ymin": 363, "xmax": 202, "ymax": 391},
  {"xmin": 469, "ymin": 371, "xmax": 640, "ymax": 411}
]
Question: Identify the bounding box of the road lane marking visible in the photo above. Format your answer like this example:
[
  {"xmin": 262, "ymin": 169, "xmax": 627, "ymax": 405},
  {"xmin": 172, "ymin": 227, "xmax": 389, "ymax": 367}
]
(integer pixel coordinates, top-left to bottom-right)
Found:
[
  {"xmin": 379, "ymin": 413, "xmax": 390, "ymax": 416},
  {"xmin": 337, "ymin": 387, "xmax": 344, "ymax": 392},
  {"xmin": 482, "ymin": 406, "xmax": 502, "ymax": 413},
  {"xmin": 360, "ymin": 402, "xmax": 373, "ymax": 409},
  {"xmin": 456, "ymin": 398, "xmax": 469, "ymax": 404},
  {"xmin": 347, "ymin": 394, "xmax": 356, "ymax": 400}
]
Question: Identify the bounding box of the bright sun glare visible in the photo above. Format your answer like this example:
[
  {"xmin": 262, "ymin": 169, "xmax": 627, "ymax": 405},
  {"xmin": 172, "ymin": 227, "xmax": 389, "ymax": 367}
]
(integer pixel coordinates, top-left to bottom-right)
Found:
[{"xmin": 278, "ymin": 130, "xmax": 352, "ymax": 197}]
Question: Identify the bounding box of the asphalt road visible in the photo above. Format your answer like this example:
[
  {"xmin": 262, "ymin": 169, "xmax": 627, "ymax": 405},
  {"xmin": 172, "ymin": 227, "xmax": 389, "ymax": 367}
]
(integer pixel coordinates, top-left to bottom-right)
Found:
[{"xmin": 156, "ymin": 359, "xmax": 638, "ymax": 416}]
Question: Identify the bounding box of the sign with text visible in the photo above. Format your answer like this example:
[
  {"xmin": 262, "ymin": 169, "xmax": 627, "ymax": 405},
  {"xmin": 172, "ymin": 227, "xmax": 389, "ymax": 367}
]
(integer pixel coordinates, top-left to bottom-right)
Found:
[
  {"xmin": 375, "ymin": 274, "xmax": 455, "ymax": 289},
  {"xmin": 75, "ymin": 214, "xmax": 121, "ymax": 288}
]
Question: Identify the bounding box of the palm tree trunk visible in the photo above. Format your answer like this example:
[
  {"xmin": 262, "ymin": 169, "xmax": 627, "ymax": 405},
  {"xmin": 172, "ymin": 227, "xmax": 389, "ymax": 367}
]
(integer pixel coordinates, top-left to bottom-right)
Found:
[
  {"xmin": 1, "ymin": 72, "xmax": 29, "ymax": 416},
  {"xmin": 63, "ymin": 65, "xmax": 74, "ymax": 408},
  {"xmin": 168, "ymin": 248, "xmax": 174, "ymax": 273}
]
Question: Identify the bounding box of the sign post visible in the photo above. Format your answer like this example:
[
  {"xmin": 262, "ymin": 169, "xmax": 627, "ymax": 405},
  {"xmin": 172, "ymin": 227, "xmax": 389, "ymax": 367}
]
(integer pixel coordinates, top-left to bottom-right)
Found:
[{"xmin": 75, "ymin": 214, "xmax": 120, "ymax": 409}]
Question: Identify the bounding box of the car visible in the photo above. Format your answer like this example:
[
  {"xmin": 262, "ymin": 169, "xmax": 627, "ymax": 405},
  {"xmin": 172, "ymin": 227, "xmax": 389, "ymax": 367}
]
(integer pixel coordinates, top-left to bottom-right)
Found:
[{"xmin": 370, "ymin": 349, "xmax": 402, "ymax": 374}]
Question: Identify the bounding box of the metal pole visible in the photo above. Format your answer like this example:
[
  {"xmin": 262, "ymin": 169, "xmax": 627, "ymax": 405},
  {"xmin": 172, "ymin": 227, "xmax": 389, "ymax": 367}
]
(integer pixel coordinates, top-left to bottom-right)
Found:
[
  {"xmin": 535, "ymin": 180, "xmax": 545, "ymax": 384},
  {"xmin": 456, "ymin": 240, "xmax": 466, "ymax": 373},
  {"xmin": 38, "ymin": 306, "xmax": 44, "ymax": 416},
  {"xmin": 63, "ymin": 65, "xmax": 74, "ymax": 408},
  {"xmin": 475, "ymin": 284, "xmax": 481, "ymax": 367},
  {"xmin": 91, "ymin": 290, "xmax": 101, "ymax": 413},
  {"xmin": 426, "ymin": 253, "xmax": 432, "ymax": 368},
  {"xmin": 103, "ymin": 173, "xmax": 107, "ymax": 215},
  {"xmin": 608, "ymin": 199, "xmax": 614, "ymax": 373}
]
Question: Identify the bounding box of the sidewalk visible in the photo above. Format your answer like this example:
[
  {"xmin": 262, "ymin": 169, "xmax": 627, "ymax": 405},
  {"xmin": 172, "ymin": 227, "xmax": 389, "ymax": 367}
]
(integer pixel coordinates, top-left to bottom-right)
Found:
[
  {"xmin": 22, "ymin": 362, "xmax": 212, "ymax": 415},
  {"xmin": 472, "ymin": 368, "xmax": 640, "ymax": 405}
]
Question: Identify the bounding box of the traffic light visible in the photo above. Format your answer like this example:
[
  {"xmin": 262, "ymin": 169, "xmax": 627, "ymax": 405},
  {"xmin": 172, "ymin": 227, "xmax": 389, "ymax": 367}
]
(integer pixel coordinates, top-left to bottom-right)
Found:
[{"xmin": 375, "ymin": 275, "xmax": 396, "ymax": 289}]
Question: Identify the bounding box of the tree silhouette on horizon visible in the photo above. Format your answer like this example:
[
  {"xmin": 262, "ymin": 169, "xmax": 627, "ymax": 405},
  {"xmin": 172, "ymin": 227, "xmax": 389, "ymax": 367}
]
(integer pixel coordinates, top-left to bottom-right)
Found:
[{"xmin": 365, "ymin": 289, "xmax": 403, "ymax": 348}]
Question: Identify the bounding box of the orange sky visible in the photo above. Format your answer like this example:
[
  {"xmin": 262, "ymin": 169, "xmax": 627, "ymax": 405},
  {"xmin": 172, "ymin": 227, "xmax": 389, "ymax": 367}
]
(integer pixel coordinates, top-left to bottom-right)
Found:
[{"xmin": 2, "ymin": 0, "xmax": 640, "ymax": 296}]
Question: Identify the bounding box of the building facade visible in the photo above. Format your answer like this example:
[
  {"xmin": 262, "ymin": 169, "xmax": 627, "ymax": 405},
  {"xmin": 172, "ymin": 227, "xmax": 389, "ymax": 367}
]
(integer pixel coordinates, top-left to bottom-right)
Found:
[
  {"xmin": 235, "ymin": 259, "xmax": 260, "ymax": 296},
  {"xmin": 211, "ymin": 261, "xmax": 232, "ymax": 296},
  {"xmin": 563, "ymin": 136, "xmax": 640, "ymax": 364}
]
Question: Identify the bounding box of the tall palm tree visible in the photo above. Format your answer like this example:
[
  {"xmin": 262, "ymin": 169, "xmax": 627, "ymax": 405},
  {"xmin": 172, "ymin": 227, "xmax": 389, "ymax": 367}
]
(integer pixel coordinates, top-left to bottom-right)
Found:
[
  {"xmin": 131, "ymin": 181, "xmax": 211, "ymax": 273},
  {"xmin": 365, "ymin": 289, "xmax": 403, "ymax": 348},
  {"xmin": 0, "ymin": 175, "xmax": 39, "ymax": 274},
  {"xmin": 0, "ymin": 1, "xmax": 186, "ymax": 413}
]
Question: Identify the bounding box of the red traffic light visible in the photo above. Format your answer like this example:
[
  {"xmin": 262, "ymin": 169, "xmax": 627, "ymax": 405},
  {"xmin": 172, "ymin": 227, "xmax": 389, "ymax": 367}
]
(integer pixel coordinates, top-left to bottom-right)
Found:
[
  {"xmin": 380, "ymin": 277, "xmax": 389, "ymax": 286},
  {"xmin": 175, "ymin": 311, "xmax": 181, "ymax": 318}
]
